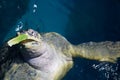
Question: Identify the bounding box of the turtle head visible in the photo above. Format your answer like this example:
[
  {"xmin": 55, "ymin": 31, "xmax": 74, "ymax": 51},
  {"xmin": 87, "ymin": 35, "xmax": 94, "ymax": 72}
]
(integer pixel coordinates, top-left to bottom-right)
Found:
[
  {"xmin": 7, "ymin": 29, "xmax": 47, "ymax": 58},
  {"xmin": 7, "ymin": 29, "xmax": 42, "ymax": 47}
]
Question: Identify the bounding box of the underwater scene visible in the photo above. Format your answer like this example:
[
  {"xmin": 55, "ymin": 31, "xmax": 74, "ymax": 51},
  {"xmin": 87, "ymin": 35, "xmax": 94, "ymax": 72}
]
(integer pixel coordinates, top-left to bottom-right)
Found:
[{"xmin": 0, "ymin": 0, "xmax": 120, "ymax": 80}]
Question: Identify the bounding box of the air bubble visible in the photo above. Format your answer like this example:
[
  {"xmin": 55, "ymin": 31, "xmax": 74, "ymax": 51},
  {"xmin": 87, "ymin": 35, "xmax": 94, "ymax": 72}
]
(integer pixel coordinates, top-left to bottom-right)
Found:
[
  {"xmin": 15, "ymin": 21, "xmax": 23, "ymax": 32},
  {"xmin": 33, "ymin": 4, "xmax": 37, "ymax": 13},
  {"xmin": 92, "ymin": 63, "xmax": 119, "ymax": 80}
]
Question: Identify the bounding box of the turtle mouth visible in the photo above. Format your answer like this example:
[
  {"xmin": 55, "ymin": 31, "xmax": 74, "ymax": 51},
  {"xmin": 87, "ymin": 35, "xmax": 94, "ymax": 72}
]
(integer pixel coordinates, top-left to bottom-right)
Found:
[
  {"xmin": 20, "ymin": 39, "xmax": 37, "ymax": 44},
  {"xmin": 7, "ymin": 29, "xmax": 41, "ymax": 47}
]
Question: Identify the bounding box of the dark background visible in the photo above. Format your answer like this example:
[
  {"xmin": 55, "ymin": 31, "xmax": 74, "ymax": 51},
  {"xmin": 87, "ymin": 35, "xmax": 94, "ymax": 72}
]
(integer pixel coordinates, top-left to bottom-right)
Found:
[{"xmin": 0, "ymin": 0, "xmax": 120, "ymax": 80}]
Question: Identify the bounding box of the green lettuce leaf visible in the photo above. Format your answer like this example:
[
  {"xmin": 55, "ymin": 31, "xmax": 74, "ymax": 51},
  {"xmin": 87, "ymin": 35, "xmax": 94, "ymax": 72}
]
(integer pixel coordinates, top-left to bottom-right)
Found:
[{"xmin": 7, "ymin": 34, "xmax": 28, "ymax": 47}]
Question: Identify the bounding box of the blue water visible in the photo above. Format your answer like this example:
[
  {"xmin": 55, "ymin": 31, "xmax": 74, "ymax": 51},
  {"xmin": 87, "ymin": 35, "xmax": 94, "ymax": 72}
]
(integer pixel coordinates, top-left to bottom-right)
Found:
[{"xmin": 0, "ymin": 0, "xmax": 120, "ymax": 80}]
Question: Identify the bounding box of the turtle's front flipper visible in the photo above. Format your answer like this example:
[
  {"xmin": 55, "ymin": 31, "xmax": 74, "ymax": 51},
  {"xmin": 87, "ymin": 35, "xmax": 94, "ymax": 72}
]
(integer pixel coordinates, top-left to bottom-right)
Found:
[{"xmin": 71, "ymin": 41, "xmax": 120, "ymax": 63}]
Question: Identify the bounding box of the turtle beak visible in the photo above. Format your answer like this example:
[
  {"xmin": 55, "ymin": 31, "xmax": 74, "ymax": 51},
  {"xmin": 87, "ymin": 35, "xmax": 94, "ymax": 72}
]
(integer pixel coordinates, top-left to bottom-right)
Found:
[{"xmin": 17, "ymin": 32, "xmax": 20, "ymax": 35}]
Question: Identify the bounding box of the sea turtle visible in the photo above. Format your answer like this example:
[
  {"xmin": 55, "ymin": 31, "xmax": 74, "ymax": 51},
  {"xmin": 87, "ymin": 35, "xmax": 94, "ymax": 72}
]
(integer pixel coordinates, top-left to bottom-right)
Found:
[{"xmin": 0, "ymin": 29, "xmax": 120, "ymax": 80}]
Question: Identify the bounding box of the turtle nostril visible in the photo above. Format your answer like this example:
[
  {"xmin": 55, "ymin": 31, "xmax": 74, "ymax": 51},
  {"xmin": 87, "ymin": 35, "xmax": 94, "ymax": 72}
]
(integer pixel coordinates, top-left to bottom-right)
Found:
[{"xmin": 19, "ymin": 30, "xmax": 26, "ymax": 34}]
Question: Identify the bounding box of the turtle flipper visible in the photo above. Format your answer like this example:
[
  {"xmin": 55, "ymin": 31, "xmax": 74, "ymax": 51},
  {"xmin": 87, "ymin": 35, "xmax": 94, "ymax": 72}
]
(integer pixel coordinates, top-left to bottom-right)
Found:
[{"xmin": 70, "ymin": 41, "xmax": 120, "ymax": 63}]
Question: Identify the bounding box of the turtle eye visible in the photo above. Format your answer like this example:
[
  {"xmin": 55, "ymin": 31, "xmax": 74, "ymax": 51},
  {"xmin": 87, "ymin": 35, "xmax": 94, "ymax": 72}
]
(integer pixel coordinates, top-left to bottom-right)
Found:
[
  {"xmin": 27, "ymin": 29, "xmax": 34, "ymax": 36},
  {"xmin": 27, "ymin": 29, "xmax": 39, "ymax": 38}
]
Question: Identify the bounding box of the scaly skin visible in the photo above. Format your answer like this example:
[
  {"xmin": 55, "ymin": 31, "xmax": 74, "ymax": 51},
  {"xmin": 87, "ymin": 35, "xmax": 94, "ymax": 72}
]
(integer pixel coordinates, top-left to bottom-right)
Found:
[{"xmin": 1, "ymin": 29, "xmax": 120, "ymax": 80}]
